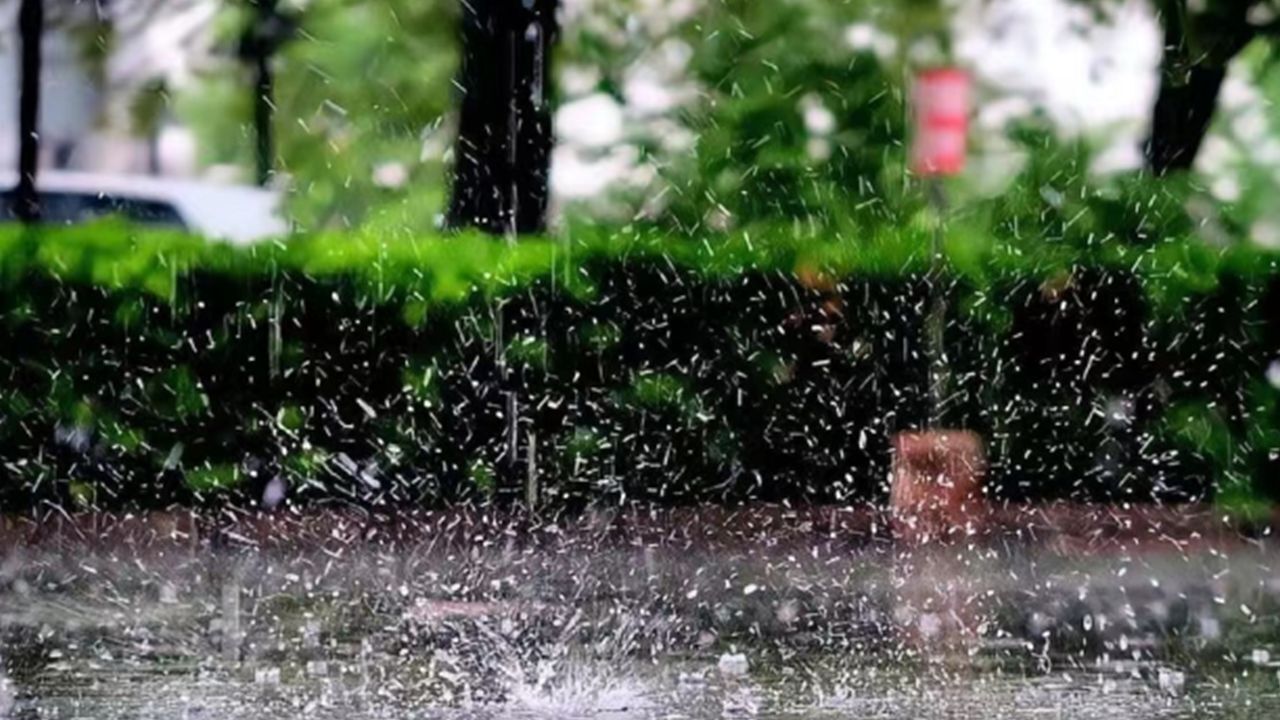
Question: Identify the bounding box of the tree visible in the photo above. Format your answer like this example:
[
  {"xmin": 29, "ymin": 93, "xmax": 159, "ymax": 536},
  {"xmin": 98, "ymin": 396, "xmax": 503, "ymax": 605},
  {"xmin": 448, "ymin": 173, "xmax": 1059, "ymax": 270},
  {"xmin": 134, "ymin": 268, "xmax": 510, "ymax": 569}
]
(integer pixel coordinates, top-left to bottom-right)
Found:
[
  {"xmin": 237, "ymin": 0, "xmax": 297, "ymax": 186},
  {"xmin": 648, "ymin": 0, "xmax": 911, "ymax": 230},
  {"xmin": 446, "ymin": 0, "xmax": 558, "ymax": 235},
  {"xmin": 1146, "ymin": 0, "xmax": 1260, "ymax": 175},
  {"xmin": 181, "ymin": 0, "xmax": 458, "ymax": 231},
  {"xmin": 15, "ymin": 0, "xmax": 43, "ymax": 222}
]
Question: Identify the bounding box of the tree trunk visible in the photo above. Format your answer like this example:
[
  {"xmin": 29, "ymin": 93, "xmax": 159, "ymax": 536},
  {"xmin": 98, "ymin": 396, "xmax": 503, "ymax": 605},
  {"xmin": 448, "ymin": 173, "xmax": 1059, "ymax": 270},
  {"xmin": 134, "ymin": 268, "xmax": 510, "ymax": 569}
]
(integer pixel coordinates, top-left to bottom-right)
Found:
[
  {"xmin": 253, "ymin": 46, "xmax": 274, "ymax": 187},
  {"xmin": 251, "ymin": 0, "xmax": 278, "ymax": 187},
  {"xmin": 446, "ymin": 0, "xmax": 557, "ymax": 236},
  {"xmin": 238, "ymin": 0, "xmax": 291, "ymax": 187},
  {"xmin": 15, "ymin": 0, "xmax": 43, "ymax": 222},
  {"xmin": 1145, "ymin": 1, "xmax": 1254, "ymax": 175}
]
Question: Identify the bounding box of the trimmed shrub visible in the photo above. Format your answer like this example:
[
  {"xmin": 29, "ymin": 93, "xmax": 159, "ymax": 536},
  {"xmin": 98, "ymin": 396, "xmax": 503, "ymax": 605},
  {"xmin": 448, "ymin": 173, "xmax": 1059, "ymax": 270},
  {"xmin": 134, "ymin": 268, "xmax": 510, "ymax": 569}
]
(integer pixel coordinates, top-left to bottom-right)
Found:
[{"xmin": 0, "ymin": 219, "xmax": 1276, "ymax": 512}]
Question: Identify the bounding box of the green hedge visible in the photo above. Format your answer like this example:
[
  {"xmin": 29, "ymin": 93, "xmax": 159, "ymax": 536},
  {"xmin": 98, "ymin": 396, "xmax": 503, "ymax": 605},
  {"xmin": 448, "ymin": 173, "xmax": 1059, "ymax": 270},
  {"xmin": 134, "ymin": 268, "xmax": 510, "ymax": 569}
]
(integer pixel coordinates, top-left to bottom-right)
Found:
[{"xmin": 0, "ymin": 218, "xmax": 1277, "ymax": 512}]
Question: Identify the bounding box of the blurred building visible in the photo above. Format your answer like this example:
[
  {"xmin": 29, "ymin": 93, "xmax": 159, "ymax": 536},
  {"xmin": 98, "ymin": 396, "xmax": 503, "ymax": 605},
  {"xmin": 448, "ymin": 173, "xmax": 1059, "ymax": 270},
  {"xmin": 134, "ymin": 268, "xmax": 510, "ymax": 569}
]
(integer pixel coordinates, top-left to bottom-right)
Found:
[{"xmin": 0, "ymin": 0, "xmax": 215, "ymax": 177}]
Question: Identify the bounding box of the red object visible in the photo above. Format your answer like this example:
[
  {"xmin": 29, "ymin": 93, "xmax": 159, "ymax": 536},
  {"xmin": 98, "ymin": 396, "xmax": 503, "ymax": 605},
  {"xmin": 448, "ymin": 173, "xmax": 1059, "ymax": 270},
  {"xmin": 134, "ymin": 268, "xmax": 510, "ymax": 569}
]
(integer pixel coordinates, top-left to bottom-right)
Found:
[
  {"xmin": 911, "ymin": 68, "xmax": 971, "ymax": 176},
  {"xmin": 890, "ymin": 430, "xmax": 987, "ymax": 544}
]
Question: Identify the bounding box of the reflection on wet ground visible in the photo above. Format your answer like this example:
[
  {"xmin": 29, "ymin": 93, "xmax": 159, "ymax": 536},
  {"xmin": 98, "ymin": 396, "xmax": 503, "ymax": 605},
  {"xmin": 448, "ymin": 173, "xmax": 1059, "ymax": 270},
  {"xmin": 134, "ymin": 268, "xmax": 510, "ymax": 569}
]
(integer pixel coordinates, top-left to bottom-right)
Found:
[
  {"xmin": 8, "ymin": 656, "xmax": 1277, "ymax": 720},
  {"xmin": 2, "ymin": 513, "xmax": 1280, "ymax": 719},
  {"xmin": 8, "ymin": 642, "xmax": 1280, "ymax": 720}
]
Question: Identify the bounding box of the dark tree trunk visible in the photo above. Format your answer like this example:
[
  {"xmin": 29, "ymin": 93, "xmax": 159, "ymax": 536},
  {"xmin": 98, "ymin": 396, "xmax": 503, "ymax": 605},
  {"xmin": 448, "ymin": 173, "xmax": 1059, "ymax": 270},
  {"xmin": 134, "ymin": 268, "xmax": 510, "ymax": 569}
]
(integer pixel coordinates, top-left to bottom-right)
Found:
[
  {"xmin": 253, "ymin": 44, "xmax": 274, "ymax": 187},
  {"xmin": 241, "ymin": 0, "xmax": 291, "ymax": 187},
  {"xmin": 1147, "ymin": 65, "xmax": 1227, "ymax": 176},
  {"xmin": 15, "ymin": 0, "xmax": 43, "ymax": 222},
  {"xmin": 446, "ymin": 0, "xmax": 557, "ymax": 235},
  {"xmin": 1146, "ymin": 2, "xmax": 1254, "ymax": 175}
]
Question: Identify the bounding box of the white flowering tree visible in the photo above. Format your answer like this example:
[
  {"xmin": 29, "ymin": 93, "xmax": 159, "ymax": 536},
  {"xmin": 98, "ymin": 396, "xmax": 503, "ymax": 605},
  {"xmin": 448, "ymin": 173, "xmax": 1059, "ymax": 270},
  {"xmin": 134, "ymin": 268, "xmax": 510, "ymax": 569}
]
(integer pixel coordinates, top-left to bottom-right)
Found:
[{"xmin": 552, "ymin": 0, "xmax": 945, "ymax": 229}]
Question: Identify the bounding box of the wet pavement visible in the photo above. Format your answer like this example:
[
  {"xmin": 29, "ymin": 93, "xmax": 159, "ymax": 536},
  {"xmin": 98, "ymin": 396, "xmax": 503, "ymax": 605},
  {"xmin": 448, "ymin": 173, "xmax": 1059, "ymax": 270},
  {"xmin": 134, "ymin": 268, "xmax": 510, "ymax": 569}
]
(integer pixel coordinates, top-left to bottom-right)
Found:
[
  {"xmin": 9, "ymin": 651, "xmax": 1280, "ymax": 720},
  {"xmin": 2, "ymin": 510, "xmax": 1280, "ymax": 719}
]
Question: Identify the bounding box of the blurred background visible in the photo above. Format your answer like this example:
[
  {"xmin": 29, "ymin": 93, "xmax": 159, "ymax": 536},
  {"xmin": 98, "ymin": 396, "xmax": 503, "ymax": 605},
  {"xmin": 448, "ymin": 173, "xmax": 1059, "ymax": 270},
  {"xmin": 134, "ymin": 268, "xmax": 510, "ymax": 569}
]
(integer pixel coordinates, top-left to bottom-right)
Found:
[
  {"xmin": 5, "ymin": 0, "xmax": 1277, "ymax": 240},
  {"xmin": 4, "ymin": 7, "xmax": 1280, "ymax": 717}
]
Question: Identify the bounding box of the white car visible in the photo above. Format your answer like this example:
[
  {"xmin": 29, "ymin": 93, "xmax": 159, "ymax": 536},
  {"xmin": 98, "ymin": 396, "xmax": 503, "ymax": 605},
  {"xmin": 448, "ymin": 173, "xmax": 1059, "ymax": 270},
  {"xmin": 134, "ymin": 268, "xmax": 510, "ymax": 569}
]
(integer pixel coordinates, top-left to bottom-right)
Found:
[{"xmin": 1, "ymin": 171, "xmax": 288, "ymax": 243}]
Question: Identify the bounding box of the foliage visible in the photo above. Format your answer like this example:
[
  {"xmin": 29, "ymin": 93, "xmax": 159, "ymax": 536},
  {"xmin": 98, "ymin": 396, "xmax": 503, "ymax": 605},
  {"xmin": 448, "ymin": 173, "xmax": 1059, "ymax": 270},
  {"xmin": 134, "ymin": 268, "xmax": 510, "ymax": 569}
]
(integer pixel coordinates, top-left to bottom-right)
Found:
[
  {"xmin": 178, "ymin": 0, "xmax": 459, "ymax": 230},
  {"xmin": 1162, "ymin": 386, "xmax": 1279, "ymax": 519},
  {"xmin": 175, "ymin": 0, "xmax": 958, "ymax": 232},
  {"xmin": 665, "ymin": 0, "xmax": 910, "ymax": 229},
  {"xmin": 554, "ymin": 0, "xmax": 937, "ymax": 229},
  {"xmin": 0, "ymin": 209, "xmax": 1276, "ymax": 511}
]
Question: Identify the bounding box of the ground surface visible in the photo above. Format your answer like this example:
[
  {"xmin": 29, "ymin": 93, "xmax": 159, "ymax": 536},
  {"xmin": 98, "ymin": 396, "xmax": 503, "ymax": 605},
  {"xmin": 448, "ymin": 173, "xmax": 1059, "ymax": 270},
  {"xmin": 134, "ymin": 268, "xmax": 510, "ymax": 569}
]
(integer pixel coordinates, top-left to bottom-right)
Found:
[{"xmin": 2, "ymin": 506, "xmax": 1280, "ymax": 719}]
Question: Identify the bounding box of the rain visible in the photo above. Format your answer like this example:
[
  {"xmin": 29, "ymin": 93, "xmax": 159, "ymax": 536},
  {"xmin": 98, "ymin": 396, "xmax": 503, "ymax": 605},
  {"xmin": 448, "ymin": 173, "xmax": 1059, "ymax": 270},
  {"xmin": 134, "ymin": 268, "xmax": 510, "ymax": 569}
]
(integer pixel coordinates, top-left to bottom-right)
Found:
[{"xmin": 2, "ymin": 0, "xmax": 1280, "ymax": 719}]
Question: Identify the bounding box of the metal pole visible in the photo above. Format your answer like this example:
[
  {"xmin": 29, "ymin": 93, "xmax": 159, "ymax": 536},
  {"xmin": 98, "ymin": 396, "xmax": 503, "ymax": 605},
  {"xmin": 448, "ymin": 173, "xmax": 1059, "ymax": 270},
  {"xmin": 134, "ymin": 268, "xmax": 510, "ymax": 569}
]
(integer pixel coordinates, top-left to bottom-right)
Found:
[
  {"xmin": 925, "ymin": 177, "xmax": 949, "ymax": 428},
  {"xmin": 500, "ymin": 18, "xmax": 520, "ymax": 497},
  {"xmin": 526, "ymin": 430, "xmax": 538, "ymax": 510}
]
